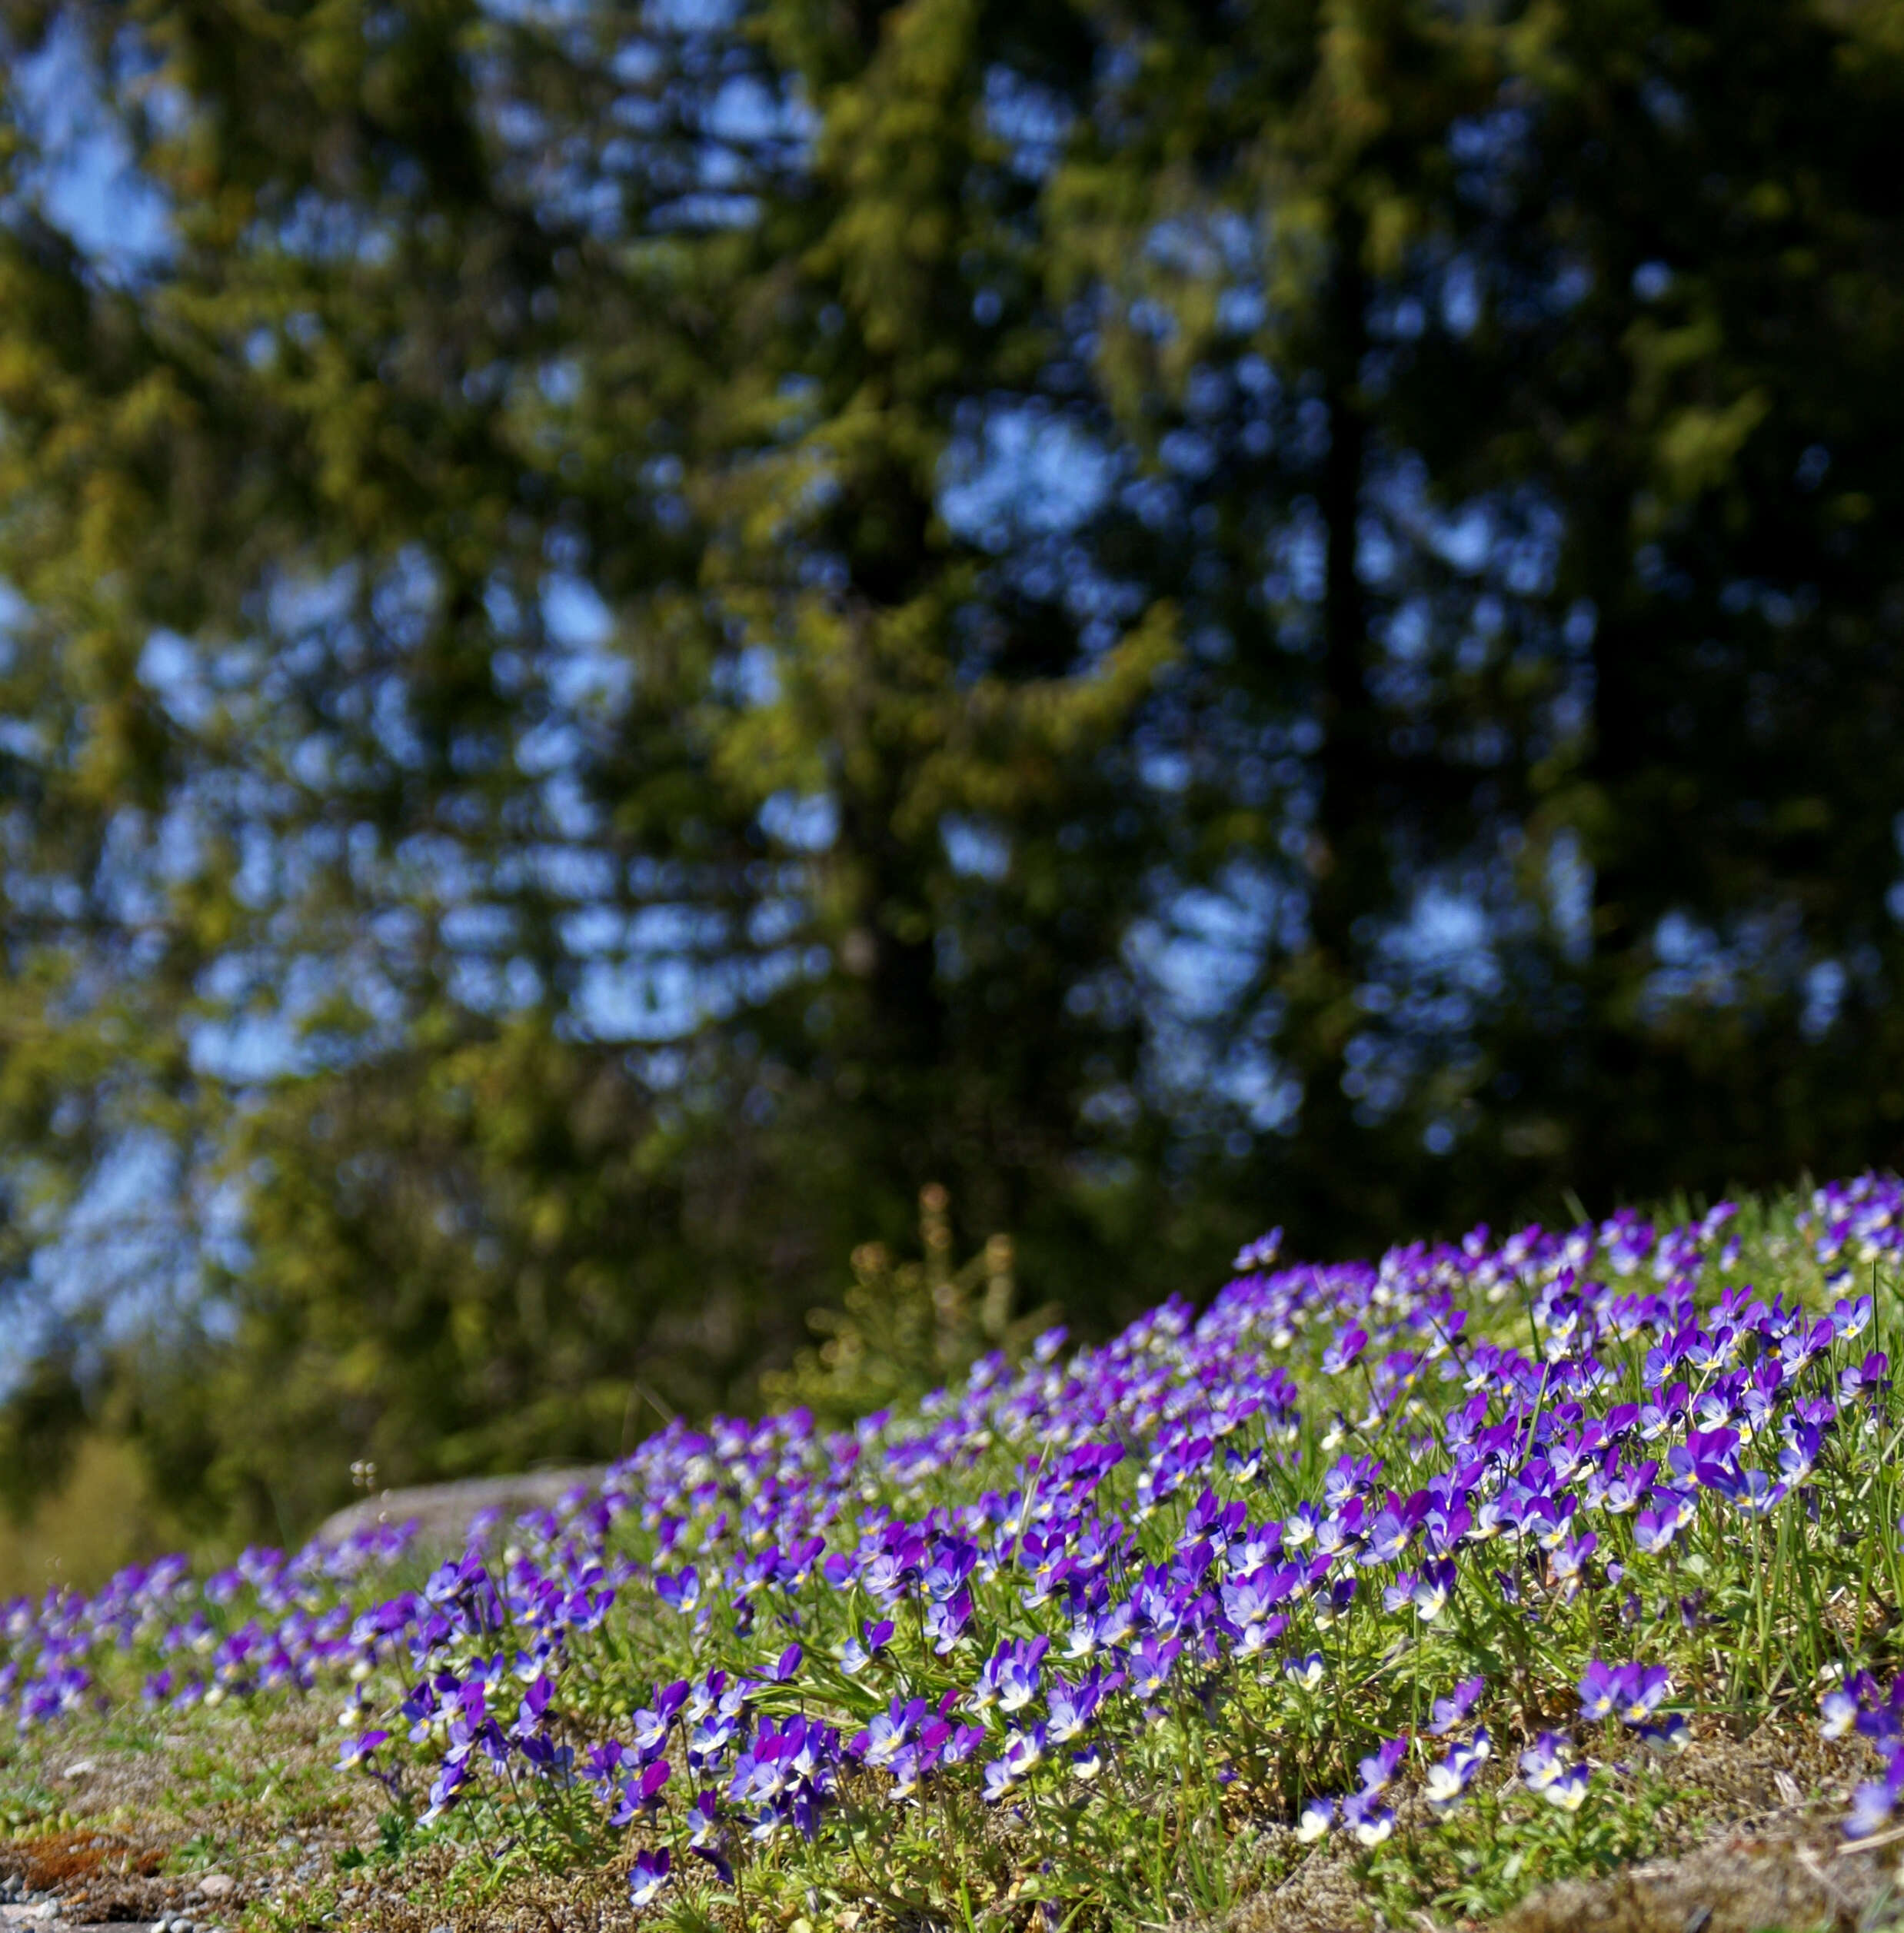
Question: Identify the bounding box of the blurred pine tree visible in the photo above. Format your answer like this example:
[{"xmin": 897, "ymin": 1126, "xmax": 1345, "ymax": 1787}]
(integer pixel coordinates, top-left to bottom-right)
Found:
[{"xmin": 0, "ymin": 0, "xmax": 1899, "ymax": 1536}]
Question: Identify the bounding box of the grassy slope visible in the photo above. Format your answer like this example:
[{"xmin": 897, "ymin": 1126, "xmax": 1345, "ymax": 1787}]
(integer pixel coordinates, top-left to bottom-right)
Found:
[{"xmin": 5, "ymin": 1181, "xmax": 1904, "ymax": 1933}]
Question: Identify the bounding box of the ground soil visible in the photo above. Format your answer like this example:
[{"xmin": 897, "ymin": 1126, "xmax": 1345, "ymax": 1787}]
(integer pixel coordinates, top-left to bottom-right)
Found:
[{"xmin": 7, "ymin": 1709, "xmax": 1900, "ymax": 1931}]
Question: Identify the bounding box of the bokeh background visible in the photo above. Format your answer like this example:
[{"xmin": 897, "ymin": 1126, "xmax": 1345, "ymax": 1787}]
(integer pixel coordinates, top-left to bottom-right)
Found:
[{"xmin": 2, "ymin": 0, "xmax": 1903, "ymax": 1581}]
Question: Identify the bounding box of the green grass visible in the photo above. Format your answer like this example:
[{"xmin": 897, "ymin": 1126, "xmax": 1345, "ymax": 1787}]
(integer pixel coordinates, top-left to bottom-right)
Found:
[{"xmin": 5, "ymin": 1179, "xmax": 1904, "ymax": 1931}]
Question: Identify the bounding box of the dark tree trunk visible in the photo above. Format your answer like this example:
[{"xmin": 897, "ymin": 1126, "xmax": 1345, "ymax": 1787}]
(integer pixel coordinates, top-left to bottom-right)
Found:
[{"xmin": 1290, "ymin": 203, "xmax": 1388, "ymax": 1234}]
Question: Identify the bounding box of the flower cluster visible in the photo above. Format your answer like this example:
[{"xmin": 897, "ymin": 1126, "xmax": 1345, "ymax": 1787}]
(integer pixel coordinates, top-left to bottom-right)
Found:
[
  {"xmin": 1578, "ymin": 1659, "xmax": 1683, "ymax": 1748},
  {"xmin": 1822, "ymin": 1670, "xmax": 1904, "ymax": 1839},
  {"xmin": 0, "ymin": 1176, "xmax": 1899, "ymax": 1915}
]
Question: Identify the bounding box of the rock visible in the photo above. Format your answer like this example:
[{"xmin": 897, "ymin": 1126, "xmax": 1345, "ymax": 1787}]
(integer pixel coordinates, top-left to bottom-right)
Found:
[
  {"xmin": 315, "ymin": 1467, "xmax": 608, "ymax": 1554},
  {"xmin": 195, "ymin": 1876, "xmax": 235, "ymax": 1901},
  {"xmin": 1500, "ymin": 1828, "xmax": 1891, "ymax": 1933}
]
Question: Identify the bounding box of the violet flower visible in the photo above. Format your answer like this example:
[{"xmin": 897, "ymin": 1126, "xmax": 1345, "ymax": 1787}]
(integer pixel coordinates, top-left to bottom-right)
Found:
[
  {"xmin": 1427, "ymin": 1675, "xmax": 1485, "ymax": 1736},
  {"xmin": 627, "ymin": 1848, "xmax": 671, "ymax": 1908}
]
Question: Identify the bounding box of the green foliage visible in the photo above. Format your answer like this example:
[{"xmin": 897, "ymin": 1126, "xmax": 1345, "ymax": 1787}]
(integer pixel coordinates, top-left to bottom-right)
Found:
[
  {"xmin": 0, "ymin": 1338, "xmax": 85, "ymax": 1523},
  {"xmin": 1357, "ymin": 1760, "xmax": 1687, "ymax": 1922},
  {"xmin": 763, "ymin": 1183, "xmax": 1049, "ymax": 1429},
  {"xmin": 0, "ymin": 0, "xmax": 1902, "ymax": 1540},
  {"xmin": 0, "ymin": 1432, "xmax": 189, "ymax": 1595}
]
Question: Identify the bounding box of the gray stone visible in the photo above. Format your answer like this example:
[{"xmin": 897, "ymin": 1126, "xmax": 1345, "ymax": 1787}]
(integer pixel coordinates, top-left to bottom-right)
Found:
[{"xmin": 315, "ymin": 1468, "xmax": 608, "ymax": 1554}]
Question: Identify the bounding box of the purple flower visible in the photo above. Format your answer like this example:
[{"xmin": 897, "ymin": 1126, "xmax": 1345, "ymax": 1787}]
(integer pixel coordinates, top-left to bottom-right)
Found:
[
  {"xmin": 1413, "ymin": 1559, "xmax": 1456, "ymax": 1622},
  {"xmin": 1323, "ymin": 1453, "xmax": 1382, "ymax": 1508},
  {"xmin": 1320, "ymin": 1574, "xmax": 1358, "ymax": 1625},
  {"xmin": 1822, "ymin": 1686, "xmax": 1859, "ymax": 1740},
  {"xmin": 997, "ymin": 1650, "xmax": 1043, "ymax": 1712},
  {"xmin": 1520, "ymin": 1731, "xmax": 1569, "ymax": 1792},
  {"xmin": 1356, "ymin": 1735, "xmax": 1408, "ymax": 1793},
  {"xmin": 1284, "ymin": 1651, "xmax": 1326, "ymax": 1692},
  {"xmin": 421, "ymin": 1755, "xmax": 470, "ymax": 1825},
  {"xmin": 1617, "ymin": 1665, "xmax": 1671, "ymax": 1725},
  {"xmin": 980, "ymin": 1725, "xmax": 1046, "ymax": 1802},
  {"xmin": 1779, "ymin": 1426, "xmax": 1823, "ymax": 1484},
  {"xmin": 878, "ymin": 1745, "xmax": 920, "ymax": 1798},
  {"xmin": 973, "ymin": 1636, "xmax": 1049, "ymax": 1713},
  {"xmin": 1343, "ymin": 1787, "xmax": 1394, "ymax": 1846},
  {"xmin": 1424, "ymin": 1745, "xmax": 1478, "ymax": 1808},
  {"xmin": 1548, "ymin": 1531, "xmax": 1598, "ymax": 1588},
  {"xmin": 584, "ymin": 1739, "xmax": 627, "ymax": 1794},
  {"xmin": 924, "ymin": 1589, "xmax": 973, "ymax": 1655},
  {"xmin": 631, "ymin": 1703, "xmax": 672, "ymax": 1757},
  {"xmin": 849, "ymin": 1696, "xmax": 927, "ymax": 1769},
  {"xmin": 1094, "ymin": 1599, "xmax": 1137, "ymax": 1649},
  {"xmin": 1280, "ymin": 1502, "xmax": 1322, "ymax": 1549},
  {"xmin": 1846, "ymin": 1748, "xmax": 1904, "ymax": 1839},
  {"xmin": 1633, "ymin": 1502, "xmax": 1682, "ymax": 1554},
  {"xmin": 1359, "ymin": 1508, "xmax": 1413, "ymax": 1567},
  {"xmin": 1427, "ymin": 1675, "xmax": 1485, "ymax": 1736},
  {"xmin": 1577, "ymin": 1659, "xmax": 1622, "ymax": 1722},
  {"xmin": 609, "ymin": 1758, "xmax": 672, "ymax": 1825},
  {"xmin": 1729, "ymin": 1469, "xmax": 1788, "ymax": 1516},
  {"xmin": 1857, "ymin": 1688, "xmax": 1904, "ymax": 1756},
  {"xmin": 1222, "ymin": 1566, "xmax": 1294, "ymax": 1652},
  {"xmin": 948, "ymin": 1722, "xmax": 987, "ymax": 1764},
  {"xmin": 1128, "ymin": 1635, "xmax": 1183, "ymax": 1702},
  {"xmin": 653, "ymin": 1566, "xmax": 700, "ymax": 1615},
  {"xmin": 1295, "ymin": 1794, "xmax": 1335, "ymax": 1842},
  {"xmin": 690, "ymin": 1843, "xmax": 734, "ymax": 1886},
  {"xmin": 627, "ymin": 1848, "xmax": 671, "ymax": 1908},
  {"xmin": 837, "ymin": 1617, "xmax": 894, "ymax": 1675},
  {"xmin": 922, "ymin": 1539, "xmax": 978, "ymax": 1602},
  {"xmin": 1045, "ymin": 1674, "xmax": 1104, "ymax": 1745},
  {"xmin": 1598, "ymin": 1460, "xmax": 1656, "ymax": 1515},
  {"xmin": 1833, "ymin": 1294, "xmax": 1875, "ymax": 1340},
  {"xmin": 1637, "ymin": 1712, "xmax": 1691, "ymax": 1753},
  {"xmin": 1183, "ymin": 1489, "xmax": 1248, "ymax": 1555},
  {"xmin": 1849, "ymin": 1779, "xmax": 1899, "ymax": 1840},
  {"xmin": 1321, "ymin": 1329, "xmax": 1369, "ymax": 1376},
  {"xmin": 336, "ymin": 1728, "xmax": 389, "ymax": 1769},
  {"xmin": 685, "ymin": 1788, "xmax": 721, "ymax": 1845}
]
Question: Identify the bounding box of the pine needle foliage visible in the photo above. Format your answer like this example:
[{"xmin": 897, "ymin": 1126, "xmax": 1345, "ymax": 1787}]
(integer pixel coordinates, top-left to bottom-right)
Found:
[
  {"xmin": 2, "ymin": 0, "xmax": 1904, "ymax": 1538},
  {"xmin": 763, "ymin": 1183, "xmax": 1050, "ymax": 1430}
]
